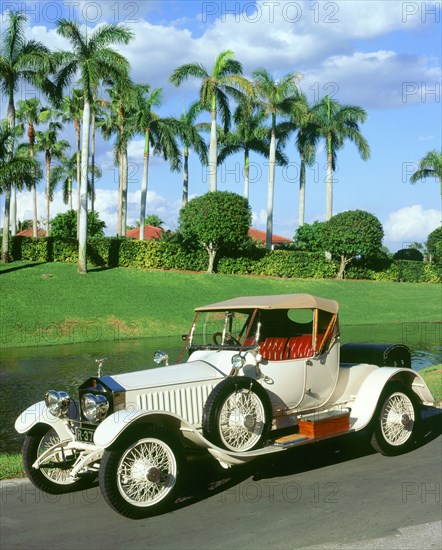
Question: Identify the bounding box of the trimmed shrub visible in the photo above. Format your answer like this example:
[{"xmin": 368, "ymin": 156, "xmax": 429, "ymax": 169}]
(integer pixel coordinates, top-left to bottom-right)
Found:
[{"xmin": 393, "ymin": 248, "xmax": 424, "ymax": 261}]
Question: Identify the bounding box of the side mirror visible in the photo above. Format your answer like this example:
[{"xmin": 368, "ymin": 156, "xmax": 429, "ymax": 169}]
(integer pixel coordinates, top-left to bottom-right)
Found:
[{"xmin": 231, "ymin": 353, "xmax": 245, "ymax": 373}]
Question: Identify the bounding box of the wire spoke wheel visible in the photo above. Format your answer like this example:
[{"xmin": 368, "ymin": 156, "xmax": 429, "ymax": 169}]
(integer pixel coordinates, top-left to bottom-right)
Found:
[
  {"xmin": 380, "ymin": 392, "xmax": 415, "ymax": 446},
  {"xmin": 99, "ymin": 425, "xmax": 183, "ymax": 519},
  {"xmin": 36, "ymin": 429, "xmax": 77, "ymax": 485},
  {"xmin": 23, "ymin": 425, "xmax": 93, "ymax": 495},
  {"xmin": 203, "ymin": 377, "xmax": 272, "ymax": 452},
  {"xmin": 371, "ymin": 383, "xmax": 421, "ymax": 456},
  {"xmin": 117, "ymin": 438, "xmax": 177, "ymax": 506},
  {"xmin": 219, "ymin": 388, "xmax": 266, "ymax": 451}
]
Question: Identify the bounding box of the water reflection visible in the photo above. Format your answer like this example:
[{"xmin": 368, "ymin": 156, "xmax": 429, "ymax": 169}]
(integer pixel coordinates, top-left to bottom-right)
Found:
[{"xmin": 1, "ymin": 323, "xmax": 440, "ymax": 453}]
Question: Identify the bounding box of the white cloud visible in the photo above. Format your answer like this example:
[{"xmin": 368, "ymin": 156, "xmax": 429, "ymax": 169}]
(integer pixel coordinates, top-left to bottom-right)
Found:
[
  {"xmin": 252, "ymin": 209, "xmax": 267, "ymax": 229},
  {"xmin": 15, "ymin": 188, "xmax": 181, "ymax": 236},
  {"xmin": 384, "ymin": 205, "xmax": 440, "ymax": 243},
  {"xmin": 302, "ymin": 51, "xmax": 441, "ymax": 109}
]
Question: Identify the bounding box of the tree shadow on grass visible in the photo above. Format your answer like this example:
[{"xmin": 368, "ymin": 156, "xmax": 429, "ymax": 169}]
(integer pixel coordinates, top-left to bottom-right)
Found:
[{"xmin": 0, "ymin": 262, "xmax": 47, "ymax": 275}]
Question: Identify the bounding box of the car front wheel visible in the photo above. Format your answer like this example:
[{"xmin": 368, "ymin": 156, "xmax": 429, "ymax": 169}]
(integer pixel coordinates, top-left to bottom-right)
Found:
[
  {"xmin": 99, "ymin": 425, "xmax": 183, "ymax": 519},
  {"xmin": 23, "ymin": 424, "xmax": 94, "ymax": 494},
  {"xmin": 370, "ymin": 383, "xmax": 421, "ymax": 456}
]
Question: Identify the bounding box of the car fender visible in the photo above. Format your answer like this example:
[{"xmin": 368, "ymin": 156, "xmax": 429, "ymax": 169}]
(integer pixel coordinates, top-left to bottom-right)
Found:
[
  {"xmin": 14, "ymin": 400, "xmax": 73, "ymax": 441},
  {"xmin": 349, "ymin": 367, "xmax": 434, "ymax": 431},
  {"xmin": 93, "ymin": 408, "xmax": 215, "ymax": 450},
  {"xmin": 93, "ymin": 408, "xmax": 286, "ymax": 467}
]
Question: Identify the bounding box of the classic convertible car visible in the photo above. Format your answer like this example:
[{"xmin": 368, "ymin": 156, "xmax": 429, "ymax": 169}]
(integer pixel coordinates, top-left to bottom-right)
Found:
[{"xmin": 15, "ymin": 294, "xmax": 435, "ymax": 519}]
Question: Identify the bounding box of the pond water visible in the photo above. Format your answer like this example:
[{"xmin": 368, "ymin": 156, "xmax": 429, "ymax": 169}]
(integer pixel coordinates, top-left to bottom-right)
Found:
[{"xmin": 1, "ymin": 322, "xmax": 440, "ymax": 453}]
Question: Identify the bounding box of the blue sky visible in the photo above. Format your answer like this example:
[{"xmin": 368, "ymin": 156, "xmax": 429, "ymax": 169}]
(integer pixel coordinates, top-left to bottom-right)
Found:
[{"xmin": 1, "ymin": 0, "xmax": 441, "ymax": 251}]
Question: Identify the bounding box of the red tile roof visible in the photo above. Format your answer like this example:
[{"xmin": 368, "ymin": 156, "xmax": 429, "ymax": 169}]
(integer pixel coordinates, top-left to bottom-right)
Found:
[
  {"xmin": 248, "ymin": 228, "xmax": 291, "ymax": 245},
  {"xmin": 126, "ymin": 225, "xmax": 164, "ymax": 240},
  {"xmin": 16, "ymin": 228, "xmax": 47, "ymax": 237}
]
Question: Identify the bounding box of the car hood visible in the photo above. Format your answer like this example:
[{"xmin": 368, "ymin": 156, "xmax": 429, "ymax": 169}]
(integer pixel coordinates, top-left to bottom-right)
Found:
[{"xmin": 109, "ymin": 360, "xmax": 225, "ymax": 391}]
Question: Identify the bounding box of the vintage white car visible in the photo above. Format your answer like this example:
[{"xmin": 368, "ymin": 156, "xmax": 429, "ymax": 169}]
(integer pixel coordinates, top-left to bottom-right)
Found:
[{"xmin": 16, "ymin": 294, "xmax": 435, "ymax": 519}]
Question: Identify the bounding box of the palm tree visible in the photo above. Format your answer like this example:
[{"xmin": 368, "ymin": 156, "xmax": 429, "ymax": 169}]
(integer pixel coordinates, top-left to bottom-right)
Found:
[
  {"xmin": 60, "ymin": 89, "xmax": 83, "ymax": 224},
  {"xmin": 252, "ymin": 68, "xmax": 304, "ymax": 248},
  {"xmin": 277, "ymin": 93, "xmax": 317, "ymax": 227},
  {"xmin": 55, "ymin": 19, "xmax": 133, "ymax": 273},
  {"xmin": 309, "ymin": 96, "xmax": 370, "ymax": 220},
  {"xmin": 136, "ymin": 214, "xmax": 164, "ymax": 228},
  {"xmin": 170, "ymin": 50, "xmax": 252, "ymax": 193},
  {"xmin": 51, "ymin": 152, "xmax": 102, "ymax": 208},
  {"xmin": 90, "ymin": 95, "xmax": 107, "ymax": 213},
  {"xmin": 1, "ymin": 122, "xmax": 42, "ymax": 261},
  {"xmin": 410, "ymin": 149, "xmax": 442, "ymax": 201},
  {"xmin": 103, "ymin": 79, "xmax": 137, "ymax": 236},
  {"xmin": 132, "ymin": 84, "xmax": 182, "ymax": 240},
  {"xmin": 0, "ymin": 10, "xmax": 53, "ymax": 237},
  {"xmin": 218, "ymin": 100, "xmax": 287, "ymax": 201},
  {"xmin": 16, "ymin": 98, "xmax": 52, "ymax": 237},
  {"xmin": 178, "ymin": 102, "xmax": 208, "ymax": 207},
  {"xmin": 35, "ymin": 123, "xmax": 70, "ymax": 232}
]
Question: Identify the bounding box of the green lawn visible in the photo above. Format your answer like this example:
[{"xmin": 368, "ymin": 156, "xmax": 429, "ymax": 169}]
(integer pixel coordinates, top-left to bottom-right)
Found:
[{"xmin": 1, "ymin": 261, "xmax": 441, "ymax": 348}]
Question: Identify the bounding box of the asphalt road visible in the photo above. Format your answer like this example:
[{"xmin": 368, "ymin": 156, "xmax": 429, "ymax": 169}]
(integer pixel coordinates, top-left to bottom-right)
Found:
[{"xmin": 1, "ymin": 407, "xmax": 441, "ymax": 550}]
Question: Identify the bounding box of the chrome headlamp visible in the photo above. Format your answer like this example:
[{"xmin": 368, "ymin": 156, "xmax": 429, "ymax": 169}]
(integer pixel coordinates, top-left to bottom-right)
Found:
[
  {"xmin": 45, "ymin": 390, "xmax": 71, "ymax": 418},
  {"xmin": 81, "ymin": 393, "xmax": 109, "ymax": 422}
]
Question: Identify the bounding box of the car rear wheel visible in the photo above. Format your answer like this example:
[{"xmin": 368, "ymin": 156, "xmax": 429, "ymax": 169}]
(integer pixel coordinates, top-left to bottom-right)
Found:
[
  {"xmin": 370, "ymin": 383, "xmax": 421, "ymax": 456},
  {"xmin": 203, "ymin": 377, "xmax": 272, "ymax": 452},
  {"xmin": 99, "ymin": 425, "xmax": 183, "ymax": 519},
  {"xmin": 23, "ymin": 424, "xmax": 94, "ymax": 494}
]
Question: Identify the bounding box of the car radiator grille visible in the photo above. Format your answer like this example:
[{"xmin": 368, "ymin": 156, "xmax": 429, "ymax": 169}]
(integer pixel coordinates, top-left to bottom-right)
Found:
[{"xmin": 135, "ymin": 383, "xmax": 217, "ymax": 425}]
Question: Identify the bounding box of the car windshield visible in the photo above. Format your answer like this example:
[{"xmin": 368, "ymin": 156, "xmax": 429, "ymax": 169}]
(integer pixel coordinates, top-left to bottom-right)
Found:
[{"xmin": 190, "ymin": 310, "xmax": 252, "ymax": 348}]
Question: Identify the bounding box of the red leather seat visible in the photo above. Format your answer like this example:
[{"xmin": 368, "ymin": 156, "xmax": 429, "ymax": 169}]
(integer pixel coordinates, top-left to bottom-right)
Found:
[
  {"xmin": 284, "ymin": 334, "xmax": 324, "ymax": 359},
  {"xmin": 260, "ymin": 338, "xmax": 288, "ymax": 361}
]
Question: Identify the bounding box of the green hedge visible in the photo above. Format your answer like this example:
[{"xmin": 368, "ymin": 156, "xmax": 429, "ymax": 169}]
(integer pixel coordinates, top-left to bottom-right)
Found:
[
  {"xmin": 373, "ymin": 260, "xmax": 442, "ymax": 283},
  {"xmin": 3, "ymin": 236, "xmax": 441, "ymax": 283}
]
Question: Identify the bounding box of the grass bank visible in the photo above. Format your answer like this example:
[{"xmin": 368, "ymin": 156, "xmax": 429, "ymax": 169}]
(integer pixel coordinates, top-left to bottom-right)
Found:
[
  {"xmin": 1, "ymin": 261, "xmax": 441, "ymax": 348},
  {"xmin": 1, "ymin": 364, "xmax": 440, "ymax": 481}
]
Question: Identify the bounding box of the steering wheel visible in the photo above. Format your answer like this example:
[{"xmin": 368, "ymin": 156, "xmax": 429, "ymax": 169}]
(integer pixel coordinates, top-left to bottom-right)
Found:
[{"xmin": 212, "ymin": 332, "xmax": 241, "ymax": 346}]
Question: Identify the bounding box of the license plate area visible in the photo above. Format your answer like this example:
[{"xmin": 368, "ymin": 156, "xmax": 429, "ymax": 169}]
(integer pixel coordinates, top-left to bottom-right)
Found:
[{"xmin": 75, "ymin": 425, "xmax": 96, "ymax": 443}]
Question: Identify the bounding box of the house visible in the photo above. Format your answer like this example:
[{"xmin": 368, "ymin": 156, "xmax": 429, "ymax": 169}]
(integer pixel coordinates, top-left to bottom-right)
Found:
[
  {"xmin": 126, "ymin": 225, "xmax": 164, "ymax": 240},
  {"xmin": 16, "ymin": 228, "xmax": 47, "ymax": 237},
  {"xmin": 248, "ymin": 228, "xmax": 291, "ymax": 249}
]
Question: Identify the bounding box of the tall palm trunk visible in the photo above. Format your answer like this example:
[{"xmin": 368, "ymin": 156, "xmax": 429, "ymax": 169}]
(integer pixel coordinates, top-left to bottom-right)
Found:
[
  {"xmin": 139, "ymin": 129, "xmax": 150, "ymax": 241},
  {"xmin": 121, "ymin": 148, "xmax": 128, "ymax": 234},
  {"xmin": 10, "ymin": 186, "xmax": 17, "ymax": 236},
  {"xmin": 266, "ymin": 114, "xmax": 276, "ymax": 250},
  {"xmin": 68, "ymin": 177, "xmax": 73, "ymax": 210},
  {"xmin": 325, "ymin": 96, "xmax": 333, "ymax": 221},
  {"xmin": 78, "ymin": 98, "xmax": 90, "ymax": 274},
  {"xmin": 243, "ymin": 148, "xmax": 250, "ymax": 200},
  {"xmin": 209, "ymin": 95, "xmax": 217, "ymax": 192},
  {"xmin": 326, "ymin": 144, "xmax": 333, "ymax": 221},
  {"xmin": 117, "ymin": 150, "xmax": 123, "ymax": 236},
  {"xmin": 28, "ymin": 123, "xmax": 38, "ymax": 238},
  {"xmin": 75, "ymin": 119, "xmax": 81, "ymax": 239},
  {"xmin": 182, "ymin": 144, "xmax": 189, "ymax": 208},
  {"xmin": 7, "ymin": 99, "xmax": 17, "ymax": 237},
  {"xmin": 1, "ymin": 188, "xmax": 11, "ymax": 262},
  {"xmin": 298, "ymin": 156, "xmax": 306, "ymax": 226},
  {"xmin": 90, "ymin": 108, "xmax": 96, "ymax": 212},
  {"xmin": 45, "ymin": 152, "xmax": 51, "ymax": 232}
]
